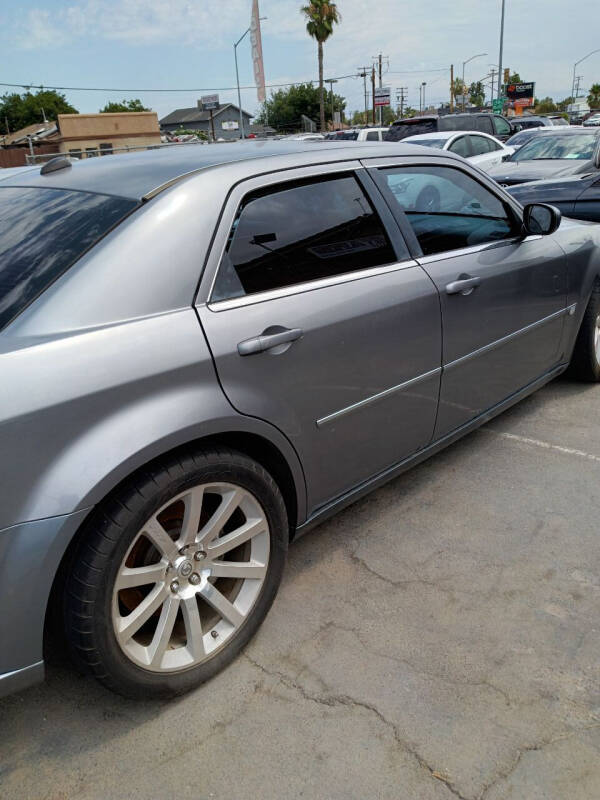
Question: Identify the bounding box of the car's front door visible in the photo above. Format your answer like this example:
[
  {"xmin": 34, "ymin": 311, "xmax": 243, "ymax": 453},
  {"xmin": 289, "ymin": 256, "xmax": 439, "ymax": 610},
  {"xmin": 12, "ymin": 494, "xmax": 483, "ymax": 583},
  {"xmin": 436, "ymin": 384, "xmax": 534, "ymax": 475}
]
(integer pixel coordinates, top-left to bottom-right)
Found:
[
  {"xmin": 197, "ymin": 165, "xmax": 441, "ymax": 512},
  {"xmin": 574, "ymin": 176, "xmax": 600, "ymax": 222},
  {"xmin": 368, "ymin": 158, "xmax": 569, "ymax": 438}
]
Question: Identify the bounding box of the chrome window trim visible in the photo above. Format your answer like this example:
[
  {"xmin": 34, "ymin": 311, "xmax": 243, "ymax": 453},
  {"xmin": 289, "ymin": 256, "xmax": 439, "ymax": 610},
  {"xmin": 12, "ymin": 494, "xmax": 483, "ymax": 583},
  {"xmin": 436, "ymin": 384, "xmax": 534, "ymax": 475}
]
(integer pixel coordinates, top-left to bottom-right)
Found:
[
  {"xmin": 416, "ymin": 235, "xmax": 542, "ymax": 265},
  {"xmin": 444, "ymin": 304, "xmax": 576, "ymax": 370},
  {"xmin": 207, "ymin": 259, "xmax": 420, "ymax": 312},
  {"xmin": 201, "ymin": 160, "xmax": 416, "ymax": 311},
  {"xmin": 316, "ymin": 367, "xmax": 442, "ymax": 428}
]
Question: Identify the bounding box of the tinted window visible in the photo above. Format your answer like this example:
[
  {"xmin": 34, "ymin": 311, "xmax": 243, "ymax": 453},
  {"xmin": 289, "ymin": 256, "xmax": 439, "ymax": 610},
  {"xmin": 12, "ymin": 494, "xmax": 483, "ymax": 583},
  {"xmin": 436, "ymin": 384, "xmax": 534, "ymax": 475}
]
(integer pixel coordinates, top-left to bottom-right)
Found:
[
  {"xmin": 448, "ymin": 136, "xmax": 471, "ymax": 157},
  {"xmin": 405, "ymin": 137, "xmax": 446, "ymax": 149},
  {"xmin": 469, "ymin": 135, "xmax": 494, "ymax": 155},
  {"xmin": 440, "ymin": 116, "xmax": 471, "ymax": 132},
  {"xmin": 212, "ymin": 175, "xmax": 400, "ymax": 301},
  {"xmin": 0, "ymin": 187, "xmax": 137, "ymax": 330},
  {"xmin": 335, "ymin": 130, "xmax": 359, "ymax": 140},
  {"xmin": 474, "ymin": 116, "xmax": 493, "ymax": 133},
  {"xmin": 493, "ymin": 116, "xmax": 512, "ymax": 136},
  {"xmin": 380, "ymin": 166, "xmax": 516, "ymax": 256},
  {"xmin": 366, "ymin": 131, "xmax": 380, "ymax": 141},
  {"xmin": 513, "ymin": 133, "xmax": 597, "ymax": 161},
  {"xmin": 385, "ymin": 119, "xmax": 437, "ymax": 140}
]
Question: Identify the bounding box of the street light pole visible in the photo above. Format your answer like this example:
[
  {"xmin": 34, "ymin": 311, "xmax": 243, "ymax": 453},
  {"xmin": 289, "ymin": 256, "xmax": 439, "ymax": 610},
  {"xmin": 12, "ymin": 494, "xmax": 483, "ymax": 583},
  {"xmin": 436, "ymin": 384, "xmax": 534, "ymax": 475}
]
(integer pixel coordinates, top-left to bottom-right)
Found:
[
  {"xmin": 422, "ymin": 82, "xmax": 427, "ymax": 112},
  {"xmin": 497, "ymin": 0, "xmax": 506, "ymax": 99},
  {"xmin": 462, "ymin": 53, "xmax": 487, "ymax": 111},
  {"xmin": 571, "ymin": 48, "xmax": 600, "ymax": 113},
  {"xmin": 234, "ymin": 17, "xmax": 267, "ymax": 140}
]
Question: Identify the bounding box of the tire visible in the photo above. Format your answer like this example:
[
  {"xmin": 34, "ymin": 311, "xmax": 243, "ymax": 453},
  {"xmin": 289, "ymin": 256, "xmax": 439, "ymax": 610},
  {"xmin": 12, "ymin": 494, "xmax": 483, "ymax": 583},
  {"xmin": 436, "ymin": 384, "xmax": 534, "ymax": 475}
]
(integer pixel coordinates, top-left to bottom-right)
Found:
[
  {"xmin": 64, "ymin": 447, "xmax": 288, "ymax": 699},
  {"xmin": 568, "ymin": 282, "xmax": 600, "ymax": 382}
]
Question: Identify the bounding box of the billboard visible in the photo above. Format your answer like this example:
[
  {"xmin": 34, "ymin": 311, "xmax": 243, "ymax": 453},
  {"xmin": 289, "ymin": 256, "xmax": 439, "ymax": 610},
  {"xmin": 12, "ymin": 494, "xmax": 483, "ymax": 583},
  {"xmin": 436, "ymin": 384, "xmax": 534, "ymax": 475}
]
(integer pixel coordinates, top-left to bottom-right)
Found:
[
  {"xmin": 251, "ymin": 1, "xmax": 266, "ymax": 103},
  {"xmin": 200, "ymin": 94, "xmax": 219, "ymax": 111},
  {"xmin": 374, "ymin": 87, "xmax": 391, "ymax": 107},
  {"xmin": 506, "ymin": 82, "xmax": 535, "ymax": 108}
]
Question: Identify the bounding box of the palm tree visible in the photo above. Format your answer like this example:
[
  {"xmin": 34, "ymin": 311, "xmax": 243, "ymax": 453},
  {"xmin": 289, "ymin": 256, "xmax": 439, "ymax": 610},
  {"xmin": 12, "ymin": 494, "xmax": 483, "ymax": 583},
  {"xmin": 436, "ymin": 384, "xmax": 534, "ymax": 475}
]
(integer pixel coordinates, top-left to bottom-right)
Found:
[
  {"xmin": 588, "ymin": 83, "xmax": 600, "ymax": 109},
  {"xmin": 301, "ymin": 2, "xmax": 341, "ymax": 132}
]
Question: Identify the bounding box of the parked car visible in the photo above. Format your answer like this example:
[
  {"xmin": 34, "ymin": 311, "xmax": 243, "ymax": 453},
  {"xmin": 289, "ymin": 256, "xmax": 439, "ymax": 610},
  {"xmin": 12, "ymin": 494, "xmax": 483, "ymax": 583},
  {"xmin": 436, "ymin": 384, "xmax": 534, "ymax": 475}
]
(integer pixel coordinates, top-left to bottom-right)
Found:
[
  {"xmin": 504, "ymin": 126, "xmax": 581, "ymax": 152},
  {"xmin": 583, "ymin": 113, "xmax": 600, "ymax": 127},
  {"xmin": 325, "ymin": 128, "xmax": 389, "ymax": 142},
  {"xmin": 385, "ymin": 112, "xmax": 516, "ymax": 142},
  {"xmin": 515, "ymin": 114, "xmax": 568, "ymax": 130},
  {"xmin": 279, "ymin": 132, "xmax": 324, "ymax": 141},
  {"xmin": 402, "ymin": 130, "xmax": 514, "ymax": 171},
  {"xmin": 488, "ymin": 129, "xmax": 600, "ymax": 185},
  {"xmin": 2, "ymin": 142, "xmax": 600, "ymax": 700},
  {"xmin": 508, "ymin": 172, "xmax": 600, "ymax": 223}
]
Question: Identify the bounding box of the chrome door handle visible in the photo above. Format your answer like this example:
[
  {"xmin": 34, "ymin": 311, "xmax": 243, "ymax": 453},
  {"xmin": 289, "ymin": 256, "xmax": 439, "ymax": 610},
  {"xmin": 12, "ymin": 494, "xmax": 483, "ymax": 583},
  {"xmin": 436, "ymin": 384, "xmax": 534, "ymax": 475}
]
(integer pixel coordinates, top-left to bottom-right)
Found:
[
  {"xmin": 237, "ymin": 327, "xmax": 303, "ymax": 356},
  {"xmin": 446, "ymin": 276, "xmax": 481, "ymax": 296}
]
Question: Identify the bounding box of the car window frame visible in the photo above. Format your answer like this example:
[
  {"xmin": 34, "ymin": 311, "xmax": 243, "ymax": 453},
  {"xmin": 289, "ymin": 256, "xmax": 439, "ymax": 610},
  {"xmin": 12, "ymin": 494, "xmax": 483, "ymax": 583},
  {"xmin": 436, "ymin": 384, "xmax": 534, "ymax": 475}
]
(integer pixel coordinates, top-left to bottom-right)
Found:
[
  {"xmin": 493, "ymin": 115, "xmax": 512, "ymax": 137},
  {"xmin": 200, "ymin": 162, "xmax": 415, "ymax": 311},
  {"xmin": 361, "ymin": 154, "xmax": 526, "ymax": 261}
]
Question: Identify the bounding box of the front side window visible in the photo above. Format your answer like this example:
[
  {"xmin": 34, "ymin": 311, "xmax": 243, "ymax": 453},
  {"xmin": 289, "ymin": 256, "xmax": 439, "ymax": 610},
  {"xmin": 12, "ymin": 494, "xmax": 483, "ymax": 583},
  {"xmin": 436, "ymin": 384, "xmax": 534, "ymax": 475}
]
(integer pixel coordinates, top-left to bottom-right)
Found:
[
  {"xmin": 380, "ymin": 165, "xmax": 516, "ymax": 256},
  {"xmin": 474, "ymin": 117, "xmax": 493, "ymax": 134},
  {"xmin": 211, "ymin": 174, "xmax": 401, "ymax": 301},
  {"xmin": 0, "ymin": 187, "xmax": 137, "ymax": 330},
  {"xmin": 494, "ymin": 116, "xmax": 512, "ymax": 136}
]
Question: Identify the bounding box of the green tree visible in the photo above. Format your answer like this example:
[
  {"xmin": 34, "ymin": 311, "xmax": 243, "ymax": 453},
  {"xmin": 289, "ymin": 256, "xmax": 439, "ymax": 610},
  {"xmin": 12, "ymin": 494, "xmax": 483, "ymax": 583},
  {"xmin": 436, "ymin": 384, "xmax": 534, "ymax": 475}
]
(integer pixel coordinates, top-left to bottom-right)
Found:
[
  {"xmin": 587, "ymin": 83, "xmax": 600, "ymax": 108},
  {"xmin": 556, "ymin": 96, "xmax": 574, "ymax": 111},
  {"xmin": 300, "ymin": 1, "xmax": 341, "ymax": 132},
  {"xmin": 469, "ymin": 81, "xmax": 485, "ymax": 107},
  {"xmin": 0, "ymin": 89, "xmax": 77, "ymax": 133},
  {"xmin": 100, "ymin": 98, "xmax": 151, "ymax": 113},
  {"xmin": 508, "ymin": 72, "xmax": 521, "ymax": 83},
  {"xmin": 452, "ymin": 78, "xmax": 466, "ymax": 108},
  {"xmin": 536, "ymin": 96, "xmax": 557, "ymax": 113},
  {"xmin": 255, "ymin": 83, "xmax": 345, "ymax": 131}
]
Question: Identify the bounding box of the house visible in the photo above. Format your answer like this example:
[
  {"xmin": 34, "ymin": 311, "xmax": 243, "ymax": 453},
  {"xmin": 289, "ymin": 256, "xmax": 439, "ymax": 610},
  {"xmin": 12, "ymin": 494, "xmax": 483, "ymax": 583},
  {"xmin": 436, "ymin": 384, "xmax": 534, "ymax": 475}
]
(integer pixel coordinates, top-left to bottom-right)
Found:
[
  {"xmin": 160, "ymin": 103, "xmax": 253, "ymax": 140},
  {"xmin": 56, "ymin": 112, "xmax": 161, "ymax": 158}
]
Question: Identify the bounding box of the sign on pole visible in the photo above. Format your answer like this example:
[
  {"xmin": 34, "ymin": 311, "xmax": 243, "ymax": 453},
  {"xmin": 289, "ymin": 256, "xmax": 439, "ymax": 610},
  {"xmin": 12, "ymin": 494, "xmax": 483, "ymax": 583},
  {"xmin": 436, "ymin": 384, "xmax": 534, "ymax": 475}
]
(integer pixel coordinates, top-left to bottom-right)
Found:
[
  {"xmin": 200, "ymin": 94, "xmax": 219, "ymax": 111},
  {"xmin": 506, "ymin": 82, "xmax": 535, "ymax": 108},
  {"xmin": 374, "ymin": 86, "xmax": 391, "ymax": 107},
  {"xmin": 492, "ymin": 98, "xmax": 505, "ymax": 113}
]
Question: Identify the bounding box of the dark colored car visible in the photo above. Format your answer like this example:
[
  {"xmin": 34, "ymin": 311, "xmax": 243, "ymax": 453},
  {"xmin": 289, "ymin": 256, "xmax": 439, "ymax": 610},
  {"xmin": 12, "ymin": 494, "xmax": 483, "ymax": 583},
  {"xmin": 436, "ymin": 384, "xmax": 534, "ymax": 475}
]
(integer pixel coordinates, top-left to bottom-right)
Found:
[
  {"xmin": 488, "ymin": 129, "xmax": 600, "ymax": 185},
  {"xmin": 508, "ymin": 172, "xmax": 600, "ymax": 222},
  {"xmin": 2, "ymin": 142, "xmax": 600, "ymax": 700},
  {"xmin": 385, "ymin": 113, "xmax": 515, "ymax": 142}
]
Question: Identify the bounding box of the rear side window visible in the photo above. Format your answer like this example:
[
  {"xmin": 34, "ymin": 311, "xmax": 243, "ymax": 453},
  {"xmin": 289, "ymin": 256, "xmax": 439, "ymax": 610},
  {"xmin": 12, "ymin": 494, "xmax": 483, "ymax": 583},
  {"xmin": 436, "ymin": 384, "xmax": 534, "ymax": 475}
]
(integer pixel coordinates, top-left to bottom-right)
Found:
[
  {"xmin": 366, "ymin": 131, "xmax": 380, "ymax": 141},
  {"xmin": 474, "ymin": 117, "xmax": 493, "ymax": 133},
  {"xmin": 0, "ymin": 187, "xmax": 137, "ymax": 330},
  {"xmin": 448, "ymin": 136, "xmax": 471, "ymax": 157},
  {"xmin": 211, "ymin": 175, "xmax": 401, "ymax": 301},
  {"xmin": 385, "ymin": 120, "xmax": 437, "ymax": 140}
]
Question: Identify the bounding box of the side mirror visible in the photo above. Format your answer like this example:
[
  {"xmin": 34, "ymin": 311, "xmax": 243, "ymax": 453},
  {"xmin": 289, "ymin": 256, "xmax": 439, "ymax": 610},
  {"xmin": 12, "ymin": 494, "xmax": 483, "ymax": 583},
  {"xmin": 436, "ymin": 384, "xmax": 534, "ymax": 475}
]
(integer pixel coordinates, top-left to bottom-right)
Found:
[
  {"xmin": 522, "ymin": 203, "xmax": 561, "ymax": 236},
  {"xmin": 502, "ymin": 153, "xmax": 511, "ymax": 162}
]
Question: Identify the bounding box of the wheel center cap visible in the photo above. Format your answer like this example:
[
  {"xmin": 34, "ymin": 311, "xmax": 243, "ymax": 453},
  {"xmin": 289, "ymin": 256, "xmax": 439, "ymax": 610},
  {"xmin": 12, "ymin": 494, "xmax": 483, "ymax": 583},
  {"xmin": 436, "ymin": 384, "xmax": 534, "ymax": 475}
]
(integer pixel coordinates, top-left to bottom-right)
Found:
[{"xmin": 177, "ymin": 559, "xmax": 193, "ymax": 578}]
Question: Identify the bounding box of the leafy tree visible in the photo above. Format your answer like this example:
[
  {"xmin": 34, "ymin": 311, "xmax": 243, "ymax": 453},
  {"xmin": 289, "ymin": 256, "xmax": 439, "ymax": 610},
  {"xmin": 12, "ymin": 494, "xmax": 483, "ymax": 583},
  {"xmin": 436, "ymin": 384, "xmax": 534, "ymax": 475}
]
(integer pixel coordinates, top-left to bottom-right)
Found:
[
  {"xmin": 587, "ymin": 83, "xmax": 600, "ymax": 108},
  {"xmin": 100, "ymin": 99, "xmax": 151, "ymax": 113},
  {"xmin": 0, "ymin": 89, "xmax": 77, "ymax": 133},
  {"xmin": 508, "ymin": 72, "xmax": 521, "ymax": 83},
  {"xmin": 556, "ymin": 96, "xmax": 574, "ymax": 111},
  {"xmin": 469, "ymin": 81, "xmax": 485, "ymax": 107},
  {"xmin": 536, "ymin": 96, "xmax": 557, "ymax": 113},
  {"xmin": 300, "ymin": 1, "xmax": 341, "ymax": 132},
  {"xmin": 255, "ymin": 83, "xmax": 345, "ymax": 131}
]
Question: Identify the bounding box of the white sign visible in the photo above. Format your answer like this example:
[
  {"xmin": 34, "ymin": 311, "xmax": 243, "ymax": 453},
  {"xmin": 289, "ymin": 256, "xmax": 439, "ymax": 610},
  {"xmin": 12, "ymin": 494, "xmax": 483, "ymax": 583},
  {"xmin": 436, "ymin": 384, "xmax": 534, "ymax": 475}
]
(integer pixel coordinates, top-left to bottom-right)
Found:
[
  {"xmin": 200, "ymin": 94, "xmax": 219, "ymax": 111},
  {"xmin": 222, "ymin": 121, "xmax": 239, "ymax": 130},
  {"xmin": 374, "ymin": 86, "xmax": 391, "ymax": 107}
]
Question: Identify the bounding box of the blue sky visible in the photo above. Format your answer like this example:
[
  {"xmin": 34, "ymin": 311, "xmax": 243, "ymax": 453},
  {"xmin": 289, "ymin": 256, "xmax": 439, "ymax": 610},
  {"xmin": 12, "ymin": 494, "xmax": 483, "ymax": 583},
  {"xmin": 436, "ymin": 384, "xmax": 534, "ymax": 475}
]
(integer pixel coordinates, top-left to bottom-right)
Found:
[{"xmin": 2, "ymin": 0, "xmax": 599, "ymax": 123}]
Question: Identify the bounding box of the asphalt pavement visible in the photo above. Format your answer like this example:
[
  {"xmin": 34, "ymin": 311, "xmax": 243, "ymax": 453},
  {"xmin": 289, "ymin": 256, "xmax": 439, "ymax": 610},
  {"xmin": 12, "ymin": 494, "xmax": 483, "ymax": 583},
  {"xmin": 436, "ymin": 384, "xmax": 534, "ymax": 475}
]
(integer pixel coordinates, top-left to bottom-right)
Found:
[{"xmin": 1, "ymin": 377, "xmax": 599, "ymax": 800}]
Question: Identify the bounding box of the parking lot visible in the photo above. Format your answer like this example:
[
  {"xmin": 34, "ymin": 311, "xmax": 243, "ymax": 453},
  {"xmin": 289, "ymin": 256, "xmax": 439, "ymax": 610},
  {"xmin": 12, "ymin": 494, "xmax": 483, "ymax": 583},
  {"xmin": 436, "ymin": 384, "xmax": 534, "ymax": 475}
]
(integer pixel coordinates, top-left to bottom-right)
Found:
[{"xmin": 1, "ymin": 377, "xmax": 599, "ymax": 800}]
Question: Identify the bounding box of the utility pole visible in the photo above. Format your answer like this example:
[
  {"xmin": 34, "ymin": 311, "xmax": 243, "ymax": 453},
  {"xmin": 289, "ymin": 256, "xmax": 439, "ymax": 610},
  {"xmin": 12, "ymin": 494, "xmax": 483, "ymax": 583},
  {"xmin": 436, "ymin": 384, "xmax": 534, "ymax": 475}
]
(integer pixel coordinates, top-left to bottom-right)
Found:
[
  {"xmin": 489, "ymin": 68, "xmax": 497, "ymax": 104},
  {"xmin": 422, "ymin": 82, "xmax": 427, "ymax": 112},
  {"xmin": 371, "ymin": 65, "xmax": 376, "ymax": 125},
  {"xmin": 325, "ymin": 78, "xmax": 338, "ymax": 128},
  {"xmin": 574, "ymin": 75, "xmax": 583, "ymax": 100},
  {"xmin": 396, "ymin": 87, "xmax": 408, "ymax": 118},
  {"xmin": 378, "ymin": 53, "xmax": 383, "ymax": 125},
  {"xmin": 358, "ymin": 67, "xmax": 370, "ymax": 124},
  {"xmin": 450, "ymin": 64, "xmax": 454, "ymax": 112}
]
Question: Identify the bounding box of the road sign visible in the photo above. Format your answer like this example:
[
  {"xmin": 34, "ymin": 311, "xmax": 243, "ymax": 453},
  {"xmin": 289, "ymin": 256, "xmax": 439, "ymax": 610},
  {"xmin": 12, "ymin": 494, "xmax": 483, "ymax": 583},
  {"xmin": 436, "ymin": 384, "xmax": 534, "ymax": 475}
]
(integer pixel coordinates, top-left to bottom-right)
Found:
[
  {"xmin": 374, "ymin": 87, "xmax": 391, "ymax": 107},
  {"xmin": 200, "ymin": 94, "xmax": 219, "ymax": 111},
  {"xmin": 492, "ymin": 98, "xmax": 505, "ymax": 113}
]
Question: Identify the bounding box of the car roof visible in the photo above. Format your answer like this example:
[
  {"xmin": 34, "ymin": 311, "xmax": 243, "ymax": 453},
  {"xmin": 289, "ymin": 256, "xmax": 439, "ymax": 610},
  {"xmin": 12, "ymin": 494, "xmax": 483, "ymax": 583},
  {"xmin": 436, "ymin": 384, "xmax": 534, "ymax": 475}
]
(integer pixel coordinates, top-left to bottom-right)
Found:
[
  {"xmin": 0, "ymin": 140, "xmax": 432, "ymax": 202},
  {"xmin": 404, "ymin": 130, "xmax": 498, "ymax": 141}
]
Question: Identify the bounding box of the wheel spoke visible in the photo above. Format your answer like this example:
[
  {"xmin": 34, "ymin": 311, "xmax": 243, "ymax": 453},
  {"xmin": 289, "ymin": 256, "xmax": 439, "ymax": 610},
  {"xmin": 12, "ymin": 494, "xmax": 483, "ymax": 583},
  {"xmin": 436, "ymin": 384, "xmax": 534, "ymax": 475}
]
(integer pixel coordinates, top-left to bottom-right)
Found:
[
  {"xmin": 200, "ymin": 583, "xmax": 244, "ymax": 628},
  {"xmin": 143, "ymin": 518, "xmax": 179, "ymax": 562},
  {"xmin": 148, "ymin": 595, "xmax": 180, "ymax": 667},
  {"xmin": 117, "ymin": 584, "xmax": 168, "ymax": 644},
  {"xmin": 210, "ymin": 560, "xmax": 267, "ymax": 580},
  {"xmin": 197, "ymin": 488, "xmax": 243, "ymax": 546},
  {"xmin": 207, "ymin": 517, "xmax": 267, "ymax": 560},
  {"xmin": 115, "ymin": 563, "xmax": 167, "ymax": 591},
  {"xmin": 181, "ymin": 597, "xmax": 205, "ymax": 660},
  {"xmin": 179, "ymin": 486, "xmax": 204, "ymax": 547}
]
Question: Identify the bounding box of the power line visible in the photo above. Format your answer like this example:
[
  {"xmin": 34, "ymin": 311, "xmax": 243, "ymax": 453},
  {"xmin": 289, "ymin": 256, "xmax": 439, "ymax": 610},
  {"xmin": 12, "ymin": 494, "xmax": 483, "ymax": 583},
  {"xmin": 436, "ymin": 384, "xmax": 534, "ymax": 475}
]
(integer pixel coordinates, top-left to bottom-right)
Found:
[{"xmin": 0, "ymin": 75, "xmax": 360, "ymax": 94}]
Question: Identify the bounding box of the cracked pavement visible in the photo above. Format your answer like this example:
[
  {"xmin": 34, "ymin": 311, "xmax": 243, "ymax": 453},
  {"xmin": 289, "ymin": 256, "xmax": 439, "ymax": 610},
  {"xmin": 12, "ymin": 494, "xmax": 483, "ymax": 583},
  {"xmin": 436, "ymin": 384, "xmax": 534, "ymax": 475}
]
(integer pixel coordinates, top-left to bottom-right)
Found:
[{"xmin": 1, "ymin": 378, "xmax": 599, "ymax": 800}]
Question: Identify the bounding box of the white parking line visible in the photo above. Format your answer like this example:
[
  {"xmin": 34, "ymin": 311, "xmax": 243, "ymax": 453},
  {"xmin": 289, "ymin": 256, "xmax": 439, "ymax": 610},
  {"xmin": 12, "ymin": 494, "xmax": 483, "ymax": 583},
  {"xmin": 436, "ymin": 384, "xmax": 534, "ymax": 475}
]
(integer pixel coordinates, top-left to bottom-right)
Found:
[{"xmin": 483, "ymin": 429, "xmax": 600, "ymax": 464}]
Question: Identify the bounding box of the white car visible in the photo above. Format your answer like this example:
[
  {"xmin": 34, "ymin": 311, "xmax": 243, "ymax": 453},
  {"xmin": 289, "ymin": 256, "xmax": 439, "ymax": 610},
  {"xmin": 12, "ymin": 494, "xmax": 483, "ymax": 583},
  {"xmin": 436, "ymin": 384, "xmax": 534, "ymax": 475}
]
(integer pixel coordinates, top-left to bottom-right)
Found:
[
  {"xmin": 326, "ymin": 128, "xmax": 389, "ymax": 142},
  {"xmin": 403, "ymin": 130, "xmax": 514, "ymax": 171}
]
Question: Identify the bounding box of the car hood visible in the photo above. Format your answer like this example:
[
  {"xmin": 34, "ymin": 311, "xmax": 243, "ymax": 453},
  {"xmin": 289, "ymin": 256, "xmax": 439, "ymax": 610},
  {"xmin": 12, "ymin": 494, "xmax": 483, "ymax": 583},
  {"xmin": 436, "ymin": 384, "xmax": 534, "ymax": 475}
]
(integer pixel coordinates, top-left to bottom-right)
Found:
[{"xmin": 487, "ymin": 159, "xmax": 593, "ymax": 185}]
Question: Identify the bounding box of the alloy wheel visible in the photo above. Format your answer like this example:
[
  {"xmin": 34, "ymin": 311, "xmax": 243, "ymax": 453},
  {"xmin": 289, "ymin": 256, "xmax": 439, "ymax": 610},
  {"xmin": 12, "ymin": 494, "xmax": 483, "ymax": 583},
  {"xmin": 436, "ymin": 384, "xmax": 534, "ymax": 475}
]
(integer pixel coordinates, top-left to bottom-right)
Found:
[{"xmin": 112, "ymin": 482, "xmax": 269, "ymax": 672}]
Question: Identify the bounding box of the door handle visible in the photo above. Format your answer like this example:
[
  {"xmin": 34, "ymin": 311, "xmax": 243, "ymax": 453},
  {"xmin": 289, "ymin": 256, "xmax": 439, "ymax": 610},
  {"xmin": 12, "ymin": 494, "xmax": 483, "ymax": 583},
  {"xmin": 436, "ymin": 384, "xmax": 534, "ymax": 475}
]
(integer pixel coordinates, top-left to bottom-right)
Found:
[
  {"xmin": 445, "ymin": 275, "xmax": 481, "ymax": 296},
  {"xmin": 237, "ymin": 327, "xmax": 303, "ymax": 356}
]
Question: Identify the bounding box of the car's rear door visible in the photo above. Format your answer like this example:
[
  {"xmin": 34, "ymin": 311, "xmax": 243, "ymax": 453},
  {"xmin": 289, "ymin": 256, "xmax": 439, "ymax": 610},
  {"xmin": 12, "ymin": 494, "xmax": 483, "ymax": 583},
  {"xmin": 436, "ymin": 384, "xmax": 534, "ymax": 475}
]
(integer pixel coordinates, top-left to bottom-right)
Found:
[
  {"xmin": 366, "ymin": 156, "xmax": 569, "ymax": 438},
  {"xmin": 196, "ymin": 163, "xmax": 441, "ymax": 513}
]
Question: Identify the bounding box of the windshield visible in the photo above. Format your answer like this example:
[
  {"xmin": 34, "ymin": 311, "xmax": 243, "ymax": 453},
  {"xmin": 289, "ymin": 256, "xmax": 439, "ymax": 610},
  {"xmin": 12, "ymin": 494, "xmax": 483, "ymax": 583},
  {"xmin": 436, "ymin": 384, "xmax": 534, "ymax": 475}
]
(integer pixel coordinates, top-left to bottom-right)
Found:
[
  {"xmin": 405, "ymin": 138, "xmax": 447, "ymax": 149},
  {"xmin": 512, "ymin": 133, "xmax": 597, "ymax": 161},
  {"xmin": 0, "ymin": 186, "xmax": 137, "ymax": 330}
]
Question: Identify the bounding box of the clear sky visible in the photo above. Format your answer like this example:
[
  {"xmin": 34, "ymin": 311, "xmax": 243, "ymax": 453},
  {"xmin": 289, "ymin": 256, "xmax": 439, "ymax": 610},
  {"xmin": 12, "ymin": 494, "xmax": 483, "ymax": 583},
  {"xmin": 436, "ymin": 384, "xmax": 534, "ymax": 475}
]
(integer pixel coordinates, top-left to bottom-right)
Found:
[{"xmin": 2, "ymin": 0, "xmax": 599, "ymax": 122}]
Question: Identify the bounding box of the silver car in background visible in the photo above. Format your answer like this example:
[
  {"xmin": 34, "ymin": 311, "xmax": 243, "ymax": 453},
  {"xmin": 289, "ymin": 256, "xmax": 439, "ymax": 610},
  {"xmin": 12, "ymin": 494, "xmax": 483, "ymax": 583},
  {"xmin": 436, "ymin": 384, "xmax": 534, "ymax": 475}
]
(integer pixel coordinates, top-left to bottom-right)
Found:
[{"xmin": 1, "ymin": 141, "xmax": 600, "ymax": 699}]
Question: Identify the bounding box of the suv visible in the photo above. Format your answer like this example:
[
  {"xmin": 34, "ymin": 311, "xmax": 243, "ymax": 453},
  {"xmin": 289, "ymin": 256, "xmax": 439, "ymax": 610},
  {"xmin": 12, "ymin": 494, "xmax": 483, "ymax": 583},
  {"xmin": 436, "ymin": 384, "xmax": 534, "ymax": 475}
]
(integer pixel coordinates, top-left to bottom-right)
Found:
[{"xmin": 385, "ymin": 113, "xmax": 515, "ymax": 142}]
